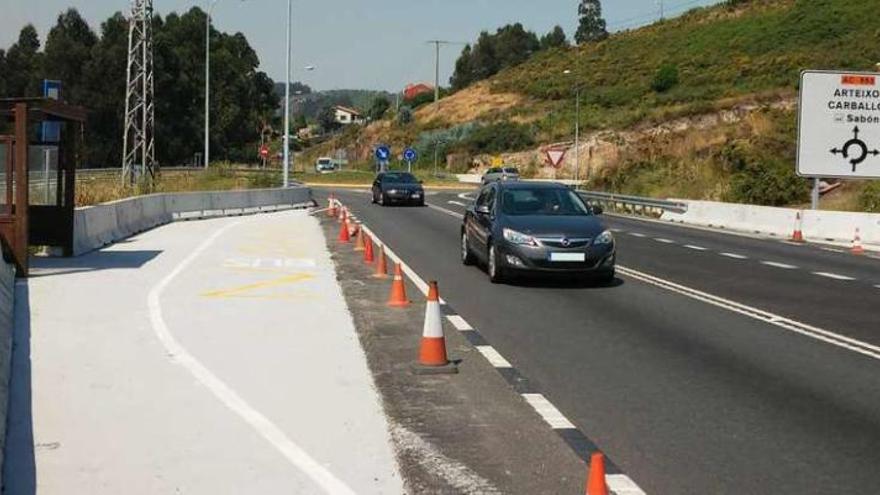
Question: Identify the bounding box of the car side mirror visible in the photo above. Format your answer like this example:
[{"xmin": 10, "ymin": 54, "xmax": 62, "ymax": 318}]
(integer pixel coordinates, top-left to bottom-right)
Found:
[
  {"xmin": 475, "ymin": 205, "xmax": 490, "ymax": 215},
  {"xmin": 592, "ymin": 205, "xmax": 604, "ymax": 215}
]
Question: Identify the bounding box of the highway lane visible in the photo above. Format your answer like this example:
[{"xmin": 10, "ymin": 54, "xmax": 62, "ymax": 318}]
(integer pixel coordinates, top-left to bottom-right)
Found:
[
  {"xmin": 319, "ymin": 188, "xmax": 880, "ymax": 495},
  {"xmin": 432, "ymin": 190, "xmax": 880, "ymax": 347}
]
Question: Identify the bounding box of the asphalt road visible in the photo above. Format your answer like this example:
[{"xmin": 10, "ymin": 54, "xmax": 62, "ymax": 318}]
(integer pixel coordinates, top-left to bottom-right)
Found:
[{"xmin": 319, "ymin": 187, "xmax": 880, "ymax": 495}]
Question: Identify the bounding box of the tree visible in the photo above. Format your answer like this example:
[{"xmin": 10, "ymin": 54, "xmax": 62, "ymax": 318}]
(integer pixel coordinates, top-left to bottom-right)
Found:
[
  {"xmin": 0, "ymin": 50, "xmax": 7, "ymax": 96},
  {"xmin": 4, "ymin": 25, "xmax": 43, "ymax": 96},
  {"xmin": 397, "ymin": 106, "xmax": 413, "ymax": 126},
  {"xmin": 449, "ymin": 24, "xmax": 540, "ymax": 91},
  {"xmin": 43, "ymin": 9, "xmax": 98, "ymax": 103},
  {"xmin": 367, "ymin": 96, "xmax": 390, "ymax": 121},
  {"xmin": 293, "ymin": 113, "xmax": 308, "ymax": 131},
  {"xmin": 317, "ymin": 105, "xmax": 341, "ymax": 133},
  {"xmin": 575, "ymin": 0, "xmax": 609, "ymax": 44},
  {"xmin": 541, "ymin": 26, "xmax": 569, "ymax": 49}
]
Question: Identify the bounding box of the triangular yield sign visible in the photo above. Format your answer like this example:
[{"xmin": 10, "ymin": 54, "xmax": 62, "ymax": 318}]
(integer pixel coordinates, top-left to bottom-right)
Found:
[{"xmin": 546, "ymin": 149, "xmax": 566, "ymax": 168}]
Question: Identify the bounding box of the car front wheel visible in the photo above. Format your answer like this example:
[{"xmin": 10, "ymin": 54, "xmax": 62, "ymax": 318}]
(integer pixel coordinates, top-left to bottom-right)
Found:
[
  {"xmin": 461, "ymin": 231, "xmax": 475, "ymax": 266},
  {"xmin": 487, "ymin": 243, "xmax": 506, "ymax": 284}
]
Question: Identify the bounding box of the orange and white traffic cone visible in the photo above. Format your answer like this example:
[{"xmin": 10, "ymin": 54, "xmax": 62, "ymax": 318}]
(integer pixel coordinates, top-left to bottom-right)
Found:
[
  {"xmin": 586, "ymin": 452, "xmax": 609, "ymax": 495},
  {"xmin": 353, "ymin": 226, "xmax": 366, "ymax": 251},
  {"xmin": 337, "ymin": 218, "xmax": 351, "ymax": 243},
  {"xmin": 373, "ymin": 245, "xmax": 389, "ymax": 279},
  {"xmin": 363, "ymin": 234, "xmax": 375, "ymax": 264},
  {"xmin": 791, "ymin": 211, "xmax": 805, "ymax": 243},
  {"xmin": 852, "ymin": 227, "xmax": 865, "ymax": 255},
  {"xmin": 327, "ymin": 194, "xmax": 337, "ymax": 217},
  {"xmin": 387, "ymin": 263, "xmax": 410, "ymax": 307},
  {"xmin": 337, "ymin": 204, "xmax": 344, "ymax": 223},
  {"xmin": 412, "ymin": 281, "xmax": 458, "ymax": 375}
]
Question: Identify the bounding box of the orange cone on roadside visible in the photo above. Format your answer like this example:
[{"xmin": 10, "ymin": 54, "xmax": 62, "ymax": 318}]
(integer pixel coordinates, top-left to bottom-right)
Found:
[
  {"xmin": 852, "ymin": 227, "xmax": 865, "ymax": 255},
  {"xmin": 336, "ymin": 204, "xmax": 344, "ymax": 223},
  {"xmin": 353, "ymin": 226, "xmax": 366, "ymax": 251},
  {"xmin": 373, "ymin": 245, "xmax": 389, "ymax": 279},
  {"xmin": 387, "ymin": 263, "xmax": 410, "ymax": 307},
  {"xmin": 586, "ymin": 452, "xmax": 609, "ymax": 495},
  {"xmin": 327, "ymin": 195, "xmax": 337, "ymax": 217},
  {"xmin": 337, "ymin": 219, "xmax": 351, "ymax": 243},
  {"xmin": 363, "ymin": 234, "xmax": 375, "ymax": 264},
  {"xmin": 411, "ymin": 281, "xmax": 457, "ymax": 375},
  {"xmin": 791, "ymin": 211, "xmax": 805, "ymax": 243}
]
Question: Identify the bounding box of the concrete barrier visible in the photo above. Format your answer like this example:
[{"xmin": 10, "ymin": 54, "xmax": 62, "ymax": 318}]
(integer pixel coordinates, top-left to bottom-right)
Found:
[
  {"xmin": 73, "ymin": 186, "xmax": 312, "ymax": 256},
  {"xmin": 0, "ymin": 258, "xmax": 15, "ymax": 486},
  {"xmin": 661, "ymin": 199, "xmax": 880, "ymax": 246}
]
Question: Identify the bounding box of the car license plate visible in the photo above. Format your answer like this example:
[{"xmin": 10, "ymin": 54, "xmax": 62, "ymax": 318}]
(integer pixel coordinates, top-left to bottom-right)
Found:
[
  {"xmin": 411, "ymin": 193, "xmax": 421, "ymax": 198},
  {"xmin": 550, "ymin": 252, "xmax": 585, "ymax": 262}
]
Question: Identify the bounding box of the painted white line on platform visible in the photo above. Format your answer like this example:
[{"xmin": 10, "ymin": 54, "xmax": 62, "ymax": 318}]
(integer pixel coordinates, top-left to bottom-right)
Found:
[
  {"xmin": 761, "ymin": 261, "xmax": 798, "ymax": 269},
  {"xmin": 655, "ymin": 238, "xmax": 675, "ymax": 244},
  {"xmin": 720, "ymin": 252, "xmax": 748, "ymax": 259},
  {"xmin": 446, "ymin": 315, "xmax": 473, "ymax": 331},
  {"xmin": 521, "ymin": 394, "xmax": 576, "ymax": 430},
  {"xmin": 476, "ymin": 346, "xmax": 512, "ymax": 368},
  {"xmin": 607, "ymin": 474, "xmax": 648, "ymax": 495},
  {"xmin": 618, "ymin": 265, "xmax": 880, "ymax": 362},
  {"xmin": 684, "ymin": 244, "xmax": 707, "ymax": 251},
  {"xmin": 813, "ymin": 272, "xmax": 856, "ymax": 281},
  {"xmin": 148, "ymin": 220, "xmax": 356, "ymax": 495},
  {"xmin": 629, "ymin": 232, "xmax": 646, "ymax": 238}
]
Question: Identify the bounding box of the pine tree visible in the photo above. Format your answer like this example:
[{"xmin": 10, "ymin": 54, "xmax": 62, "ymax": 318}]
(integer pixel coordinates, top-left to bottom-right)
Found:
[
  {"xmin": 540, "ymin": 26, "xmax": 569, "ymax": 50},
  {"xmin": 575, "ymin": 0, "xmax": 609, "ymax": 44}
]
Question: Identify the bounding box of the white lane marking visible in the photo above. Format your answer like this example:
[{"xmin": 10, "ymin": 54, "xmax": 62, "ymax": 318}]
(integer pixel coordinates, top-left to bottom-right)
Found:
[
  {"xmin": 475, "ymin": 346, "xmax": 512, "ymax": 368},
  {"xmin": 425, "ymin": 202, "xmax": 465, "ymax": 220},
  {"xmin": 720, "ymin": 252, "xmax": 748, "ymax": 260},
  {"xmin": 876, "ymin": 285, "xmax": 880, "ymax": 289},
  {"xmin": 610, "ymin": 228, "xmax": 624, "ymax": 233},
  {"xmin": 147, "ymin": 220, "xmax": 356, "ymax": 494},
  {"xmin": 607, "ymin": 474, "xmax": 648, "ymax": 495},
  {"xmin": 822, "ymin": 247, "xmax": 846, "ymax": 253},
  {"xmin": 655, "ymin": 238, "xmax": 675, "ymax": 244},
  {"xmin": 521, "ymin": 394, "xmax": 576, "ymax": 429},
  {"xmin": 448, "ymin": 200, "xmax": 468, "ymax": 207},
  {"xmin": 684, "ymin": 244, "xmax": 707, "ymax": 251},
  {"xmin": 446, "ymin": 315, "xmax": 473, "ymax": 331},
  {"xmin": 458, "ymin": 192, "xmax": 476, "ymax": 201},
  {"xmin": 629, "ymin": 232, "xmax": 647, "ymax": 238},
  {"xmin": 812, "ymin": 272, "xmax": 856, "ymax": 281},
  {"xmin": 617, "ymin": 265, "xmax": 880, "ymax": 361},
  {"xmin": 359, "ymin": 224, "xmax": 441, "ymax": 303},
  {"xmin": 761, "ymin": 261, "xmax": 797, "ymax": 269}
]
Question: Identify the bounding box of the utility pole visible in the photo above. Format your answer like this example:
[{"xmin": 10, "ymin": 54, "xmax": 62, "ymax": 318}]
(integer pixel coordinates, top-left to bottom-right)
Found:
[
  {"xmin": 658, "ymin": 0, "xmax": 665, "ymax": 20},
  {"xmin": 282, "ymin": 0, "xmax": 291, "ymax": 187},
  {"xmin": 574, "ymin": 87, "xmax": 581, "ymax": 184},
  {"xmin": 426, "ymin": 40, "xmax": 466, "ymax": 105},
  {"xmin": 122, "ymin": 0, "xmax": 156, "ymax": 186}
]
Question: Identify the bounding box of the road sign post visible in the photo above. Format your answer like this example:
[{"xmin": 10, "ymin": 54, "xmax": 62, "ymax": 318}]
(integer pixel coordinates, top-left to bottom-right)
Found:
[
  {"xmin": 375, "ymin": 145, "xmax": 391, "ymax": 173},
  {"xmin": 403, "ymin": 147, "xmax": 418, "ymax": 173}
]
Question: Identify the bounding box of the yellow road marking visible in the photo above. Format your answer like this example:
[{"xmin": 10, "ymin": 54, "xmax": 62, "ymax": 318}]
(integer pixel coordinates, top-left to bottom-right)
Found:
[{"xmin": 201, "ymin": 272, "xmax": 314, "ymax": 299}]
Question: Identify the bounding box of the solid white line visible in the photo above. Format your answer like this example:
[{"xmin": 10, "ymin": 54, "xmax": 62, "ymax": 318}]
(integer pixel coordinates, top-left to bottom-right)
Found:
[
  {"xmin": 147, "ymin": 220, "xmax": 356, "ymax": 494},
  {"xmin": 629, "ymin": 232, "xmax": 647, "ymax": 238},
  {"xmin": 448, "ymin": 200, "xmax": 468, "ymax": 207},
  {"xmin": 476, "ymin": 346, "xmax": 513, "ymax": 368},
  {"xmin": 445, "ymin": 315, "xmax": 473, "ymax": 331},
  {"xmin": 607, "ymin": 474, "xmax": 648, "ymax": 495},
  {"xmin": 617, "ymin": 265, "xmax": 880, "ymax": 361},
  {"xmin": 822, "ymin": 247, "xmax": 846, "ymax": 253},
  {"xmin": 610, "ymin": 228, "xmax": 624, "ymax": 233},
  {"xmin": 458, "ymin": 192, "xmax": 476, "ymax": 201},
  {"xmin": 425, "ymin": 202, "xmax": 465, "ymax": 220},
  {"xmin": 521, "ymin": 394, "xmax": 576, "ymax": 429},
  {"xmin": 655, "ymin": 238, "xmax": 675, "ymax": 244},
  {"xmin": 684, "ymin": 244, "xmax": 707, "ymax": 251},
  {"xmin": 875, "ymin": 285, "xmax": 880, "ymax": 289},
  {"xmin": 812, "ymin": 272, "xmax": 856, "ymax": 281},
  {"xmin": 360, "ymin": 224, "xmax": 442, "ymax": 303},
  {"xmin": 761, "ymin": 261, "xmax": 797, "ymax": 269},
  {"xmin": 720, "ymin": 252, "xmax": 748, "ymax": 259}
]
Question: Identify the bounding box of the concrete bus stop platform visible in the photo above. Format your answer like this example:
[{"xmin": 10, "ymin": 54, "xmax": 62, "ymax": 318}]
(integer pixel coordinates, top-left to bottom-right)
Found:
[{"xmin": 3, "ymin": 211, "xmax": 403, "ymax": 494}]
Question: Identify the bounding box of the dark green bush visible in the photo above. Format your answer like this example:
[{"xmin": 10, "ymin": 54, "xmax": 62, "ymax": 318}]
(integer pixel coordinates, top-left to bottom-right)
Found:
[
  {"xmin": 651, "ymin": 63, "xmax": 679, "ymax": 93},
  {"xmin": 459, "ymin": 122, "xmax": 535, "ymax": 154},
  {"xmin": 721, "ymin": 141, "xmax": 809, "ymax": 206},
  {"xmin": 858, "ymin": 182, "xmax": 880, "ymax": 212}
]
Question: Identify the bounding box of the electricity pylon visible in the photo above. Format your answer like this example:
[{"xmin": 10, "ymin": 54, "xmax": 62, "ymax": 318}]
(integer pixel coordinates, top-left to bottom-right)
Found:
[{"xmin": 122, "ymin": 0, "xmax": 157, "ymax": 186}]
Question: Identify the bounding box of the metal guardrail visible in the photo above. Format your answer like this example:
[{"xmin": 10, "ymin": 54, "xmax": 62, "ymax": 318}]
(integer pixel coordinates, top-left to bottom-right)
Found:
[
  {"xmin": 76, "ymin": 166, "xmax": 207, "ymax": 180},
  {"xmin": 577, "ymin": 190, "xmax": 689, "ymax": 215}
]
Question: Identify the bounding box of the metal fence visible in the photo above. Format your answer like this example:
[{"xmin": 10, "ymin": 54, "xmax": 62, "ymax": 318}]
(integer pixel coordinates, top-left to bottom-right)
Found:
[{"xmin": 577, "ymin": 190, "xmax": 688, "ymax": 216}]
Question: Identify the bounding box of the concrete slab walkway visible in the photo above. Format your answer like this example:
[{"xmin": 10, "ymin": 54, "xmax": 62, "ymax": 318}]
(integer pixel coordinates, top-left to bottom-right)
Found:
[{"xmin": 4, "ymin": 210, "xmax": 403, "ymax": 494}]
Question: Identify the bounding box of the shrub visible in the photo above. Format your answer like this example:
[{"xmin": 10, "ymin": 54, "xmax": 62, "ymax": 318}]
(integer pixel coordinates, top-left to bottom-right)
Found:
[
  {"xmin": 397, "ymin": 106, "xmax": 414, "ymax": 126},
  {"xmin": 858, "ymin": 182, "xmax": 880, "ymax": 212},
  {"xmin": 721, "ymin": 142, "xmax": 809, "ymax": 206},
  {"xmin": 459, "ymin": 122, "xmax": 535, "ymax": 154},
  {"xmin": 651, "ymin": 63, "xmax": 679, "ymax": 93}
]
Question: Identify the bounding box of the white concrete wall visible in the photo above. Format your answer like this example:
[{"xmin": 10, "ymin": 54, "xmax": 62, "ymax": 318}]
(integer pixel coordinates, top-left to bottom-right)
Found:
[
  {"xmin": 73, "ymin": 187, "xmax": 313, "ymax": 256},
  {"xmin": 661, "ymin": 200, "xmax": 880, "ymax": 246}
]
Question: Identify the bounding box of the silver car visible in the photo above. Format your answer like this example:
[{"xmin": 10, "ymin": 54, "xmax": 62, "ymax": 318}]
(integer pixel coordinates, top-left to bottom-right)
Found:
[{"xmin": 481, "ymin": 166, "xmax": 520, "ymax": 185}]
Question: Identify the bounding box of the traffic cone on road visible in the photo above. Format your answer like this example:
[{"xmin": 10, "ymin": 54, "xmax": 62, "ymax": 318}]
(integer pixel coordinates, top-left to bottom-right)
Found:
[
  {"xmin": 336, "ymin": 204, "xmax": 344, "ymax": 223},
  {"xmin": 327, "ymin": 195, "xmax": 337, "ymax": 217},
  {"xmin": 387, "ymin": 263, "xmax": 410, "ymax": 307},
  {"xmin": 363, "ymin": 234, "xmax": 375, "ymax": 264},
  {"xmin": 337, "ymin": 219, "xmax": 351, "ymax": 243},
  {"xmin": 353, "ymin": 226, "xmax": 366, "ymax": 251},
  {"xmin": 791, "ymin": 211, "xmax": 805, "ymax": 243},
  {"xmin": 373, "ymin": 245, "xmax": 389, "ymax": 279},
  {"xmin": 412, "ymin": 281, "xmax": 457, "ymax": 375},
  {"xmin": 852, "ymin": 227, "xmax": 865, "ymax": 255},
  {"xmin": 586, "ymin": 452, "xmax": 609, "ymax": 495}
]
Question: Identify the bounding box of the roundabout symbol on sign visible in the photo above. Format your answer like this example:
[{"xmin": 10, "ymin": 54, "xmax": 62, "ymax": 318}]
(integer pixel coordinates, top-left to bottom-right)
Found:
[{"xmin": 830, "ymin": 126, "xmax": 879, "ymax": 172}]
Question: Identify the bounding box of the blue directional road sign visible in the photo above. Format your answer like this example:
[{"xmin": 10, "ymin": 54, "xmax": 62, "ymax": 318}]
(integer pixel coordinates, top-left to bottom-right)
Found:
[
  {"xmin": 375, "ymin": 145, "xmax": 391, "ymax": 162},
  {"xmin": 403, "ymin": 147, "xmax": 418, "ymax": 163}
]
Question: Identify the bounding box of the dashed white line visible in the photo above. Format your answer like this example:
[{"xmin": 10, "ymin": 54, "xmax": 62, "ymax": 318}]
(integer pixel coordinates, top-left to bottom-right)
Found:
[
  {"xmin": 445, "ymin": 315, "xmax": 473, "ymax": 331},
  {"xmin": 607, "ymin": 474, "xmax": 648, "ymax": 495},
  {"xmin": 720, "ymin": 252, "xmax": 748, "ymax": 259},
  {"xmin": 448, "ymin": 200, "xmax": 468, "ymax": 207},
  {"xmin": 521, "ymin": 394, "xmax": 576, "ymax": 429},
  {"xmin": 610, "ymin": 228, "xmax": 624, "ymax": 233},
  {"xmin": 655, "ymin": 238, "xmax": 675, "ymax": 244},
  {"xmin": 684, "ymin": 244, "xmax": 707, "ymax": 251},
  {"xmin": 761, "ymin": 261, "xmax": 798, "ymax": 270},
  {"xmin": 875, "ymin": 285, "xmax": 880, "ymax": 290},
  {"xmin": 476, "ymin": 346, "xmax": 512, "ymax": 368},
  {"xmin": 812, "ymin": 272, "xmax": 856, "ymax": 281},
  {"xmin": 629, "ymin": 232, "xmax": 647, "ymax": 238}
]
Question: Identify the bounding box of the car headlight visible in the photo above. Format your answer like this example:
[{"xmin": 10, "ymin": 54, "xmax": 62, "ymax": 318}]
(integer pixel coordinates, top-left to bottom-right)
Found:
[
  {"xmin": 503, "ymin": 228, "xmax": 538, "ymax": 246},
  {"xmin": 593, "ymin": 230, "xmax": 614, "ymax": 245},
  {"xmin": 388, "ymin": 189, "xmax": 398, "ymax": 194}
]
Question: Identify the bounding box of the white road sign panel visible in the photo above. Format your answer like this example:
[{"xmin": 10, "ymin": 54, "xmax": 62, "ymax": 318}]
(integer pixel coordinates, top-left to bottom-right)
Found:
[{"xmin": 798, "ymin": 70, "xmax": 880, "ymax": 179}]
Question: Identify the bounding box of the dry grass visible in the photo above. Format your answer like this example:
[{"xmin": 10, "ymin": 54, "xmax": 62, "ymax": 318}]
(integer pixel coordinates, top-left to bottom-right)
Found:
[{"xmin": 414, "ymin": 82, "xmax": 525, "ymax": 126}]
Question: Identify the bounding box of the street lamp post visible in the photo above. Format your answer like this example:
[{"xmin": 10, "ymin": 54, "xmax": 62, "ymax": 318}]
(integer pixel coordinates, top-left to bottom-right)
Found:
[
  {"xmin": 564, "ymin": 69, "xmax": 581, "ymax": 184},
  {"xmin": 204, "ymin": 0, "xmax": 219, "ymax": 169},
  {"xmin": 282, "ymin": 0, "xmax": 292, "ymax": 187}
]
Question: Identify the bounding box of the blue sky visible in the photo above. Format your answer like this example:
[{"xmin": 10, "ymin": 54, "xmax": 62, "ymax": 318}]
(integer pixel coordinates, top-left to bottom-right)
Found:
[{"xmin": 3, "ymin": 1, "xmax": 720, "ymax": 91}]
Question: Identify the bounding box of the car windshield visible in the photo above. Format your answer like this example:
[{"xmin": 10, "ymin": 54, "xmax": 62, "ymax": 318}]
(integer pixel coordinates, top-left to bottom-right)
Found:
[
  {"xmin": 501, "ymin": 187, "xmax": 591, "ymax": 216},
  {"xmin": 503, "ymin": 167, "xmax": 519, "ymax": 174},
  {"xmin": 382, "ymin": 173, "xmax": 418, "ymax": 184},
  {"xmin": 318, "ymin": 159, "xmax": 331, "ymax": 165}
]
